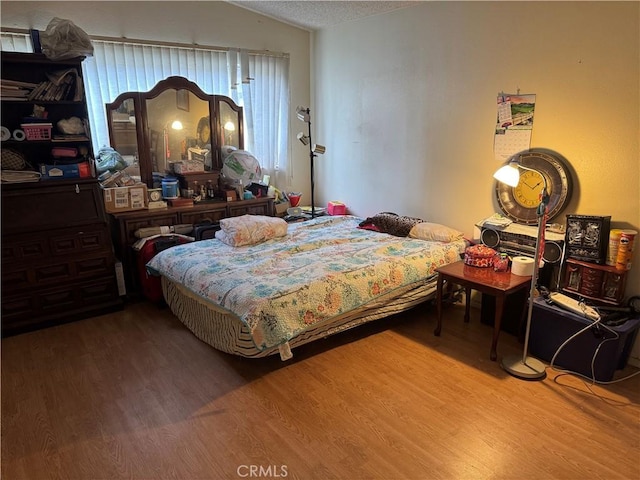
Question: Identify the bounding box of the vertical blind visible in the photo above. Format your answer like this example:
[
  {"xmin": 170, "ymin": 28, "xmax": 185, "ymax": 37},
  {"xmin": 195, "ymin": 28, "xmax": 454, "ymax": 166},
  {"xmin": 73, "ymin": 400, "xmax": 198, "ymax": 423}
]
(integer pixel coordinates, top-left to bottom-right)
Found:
[{"xmin": 1, "ymin": 33, "xmax": 291, "ymax": 185}]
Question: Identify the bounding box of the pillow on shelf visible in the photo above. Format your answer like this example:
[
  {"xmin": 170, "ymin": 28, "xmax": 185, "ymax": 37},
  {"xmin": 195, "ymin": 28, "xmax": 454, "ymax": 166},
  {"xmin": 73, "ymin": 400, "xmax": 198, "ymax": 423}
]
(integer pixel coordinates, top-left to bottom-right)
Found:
[
  {"xmin": 408, "ymin": 222, "xmax": 464, "ymax": 243},
  {"xmin": 216, "ymin": 214, "xmax": 287, "ymax": 247}
]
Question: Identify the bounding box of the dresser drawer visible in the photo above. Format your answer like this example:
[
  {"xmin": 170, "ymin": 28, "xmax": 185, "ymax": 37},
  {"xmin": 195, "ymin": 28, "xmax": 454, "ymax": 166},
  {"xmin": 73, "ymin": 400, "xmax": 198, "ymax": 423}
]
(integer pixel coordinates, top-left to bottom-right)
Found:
[
  {"xmin": 180, "ymin": 207, "xmax": 227, "ymax": 225},
  {"xmin": 227, "ymin": 202, "xmax": 272, "ymax": 217},
  {"xmin": 122, "ymin": 214, "xmax": 180, "ymax": 244},
  {"xmin": 2, "ymin": 277, "xmax": 120, "ymax": 335},
  {"xmin": 3, "ymin": 252, "xmax": 114, "ymax": 293},
  {"xmin": 50, "ymin": 228, "xmax": 108, "ymax": 255},
  {"xmin": 1, "ymin": 180, "xmax": 107, "ymax": 235},
  {"xmin": 2, "ymin": 237, "xmax": 49, "ymax": 264}
]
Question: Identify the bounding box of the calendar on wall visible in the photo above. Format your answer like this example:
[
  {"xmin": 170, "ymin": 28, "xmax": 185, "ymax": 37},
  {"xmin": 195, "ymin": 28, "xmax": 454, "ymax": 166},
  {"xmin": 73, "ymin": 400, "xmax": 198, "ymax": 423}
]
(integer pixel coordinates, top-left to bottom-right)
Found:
[{"xmin": 494, "ymin": 93, "xmax": 536, "ymax": 162}]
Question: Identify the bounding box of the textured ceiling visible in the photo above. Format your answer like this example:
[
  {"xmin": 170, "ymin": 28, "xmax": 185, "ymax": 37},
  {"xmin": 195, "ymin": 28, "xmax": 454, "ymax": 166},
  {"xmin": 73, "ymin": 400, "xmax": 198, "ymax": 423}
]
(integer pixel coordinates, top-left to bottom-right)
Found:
[{"xmin": 227, "ymin": 1, "xmax": 421, "ymax": 31}]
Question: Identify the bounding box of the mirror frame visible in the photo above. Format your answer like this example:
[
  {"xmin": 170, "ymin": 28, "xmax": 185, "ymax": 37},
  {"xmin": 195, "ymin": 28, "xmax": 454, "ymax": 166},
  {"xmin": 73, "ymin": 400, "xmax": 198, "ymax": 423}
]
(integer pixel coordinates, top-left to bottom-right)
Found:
[{"xmin": 106, "ymin": 76, "xmax": 244, "ymax": 188}]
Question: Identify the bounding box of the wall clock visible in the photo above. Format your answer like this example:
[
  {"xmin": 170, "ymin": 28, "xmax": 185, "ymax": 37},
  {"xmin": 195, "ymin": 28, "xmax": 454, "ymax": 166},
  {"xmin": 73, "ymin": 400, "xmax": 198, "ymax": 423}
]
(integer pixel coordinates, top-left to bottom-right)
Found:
[
  {"xmin": 495, "ymin": 150, "xmax": 573, "ymax": 225},
  {"xmin": 197, "ymin": 116, "xmax": 211, "ymax": 147}
]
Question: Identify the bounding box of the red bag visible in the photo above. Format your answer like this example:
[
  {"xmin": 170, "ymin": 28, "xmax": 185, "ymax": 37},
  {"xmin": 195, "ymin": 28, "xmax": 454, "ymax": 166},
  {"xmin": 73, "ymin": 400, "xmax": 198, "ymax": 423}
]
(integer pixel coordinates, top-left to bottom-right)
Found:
[{"xmin": 134, "ymin": 234, "xmax": 193, "ymax": 302}]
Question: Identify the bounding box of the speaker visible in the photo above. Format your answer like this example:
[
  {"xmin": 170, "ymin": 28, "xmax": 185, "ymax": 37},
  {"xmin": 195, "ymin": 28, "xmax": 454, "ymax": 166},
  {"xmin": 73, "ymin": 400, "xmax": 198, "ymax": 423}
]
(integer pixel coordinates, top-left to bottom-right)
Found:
[{"xmin": 479, "ymin": 226, "xmax": 565, "ymax": 289}]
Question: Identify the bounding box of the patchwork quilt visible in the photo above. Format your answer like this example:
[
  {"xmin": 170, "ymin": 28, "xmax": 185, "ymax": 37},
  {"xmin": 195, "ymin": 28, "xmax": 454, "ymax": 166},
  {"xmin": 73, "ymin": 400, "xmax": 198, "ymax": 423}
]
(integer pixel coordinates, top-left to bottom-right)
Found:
[{"xmin": 147, "ymin": 215, "xmax": 466, "ymax": 352}]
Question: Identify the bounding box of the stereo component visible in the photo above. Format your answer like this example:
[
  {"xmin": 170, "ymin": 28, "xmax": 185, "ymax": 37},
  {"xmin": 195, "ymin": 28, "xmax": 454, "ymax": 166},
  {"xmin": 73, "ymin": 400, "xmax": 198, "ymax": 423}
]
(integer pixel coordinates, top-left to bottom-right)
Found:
[
  {"xmin": 479, "ymin": 226, "xmax": 564, "ymax": 264},
  {"xmin": 478, "ymin": 222, "xmax": 566, "ymax": 289}
]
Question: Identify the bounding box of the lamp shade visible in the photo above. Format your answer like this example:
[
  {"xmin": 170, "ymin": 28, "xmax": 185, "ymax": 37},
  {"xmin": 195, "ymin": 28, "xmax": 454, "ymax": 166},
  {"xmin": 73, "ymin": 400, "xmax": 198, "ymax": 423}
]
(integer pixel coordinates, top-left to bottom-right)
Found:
[
  {"xmin": 297, "ymin": 132, "xmax": 310, "ymax": 145},
  {"xmin": 312, "ymin": 144, "xmax": 326, "ymax": 155},
  {"xmin": 493, "ymin": 163, "xmax": 520, "ymax": 187},
  {"xmin": 296, "ymin": 106, "xmax": 310, "ymax": 123}
]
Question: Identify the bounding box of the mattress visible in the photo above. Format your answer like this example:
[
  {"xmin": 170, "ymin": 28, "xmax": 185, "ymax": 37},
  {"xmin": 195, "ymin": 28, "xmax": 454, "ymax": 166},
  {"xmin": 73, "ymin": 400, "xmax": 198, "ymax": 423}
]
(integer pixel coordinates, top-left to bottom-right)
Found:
[
  {"xmin": 148, "ymin": 215, "xmax": 466, "ymax": 359},
  {"xmin": 162, "ymin": 273, "xmax": 440, "ymax": 359}
]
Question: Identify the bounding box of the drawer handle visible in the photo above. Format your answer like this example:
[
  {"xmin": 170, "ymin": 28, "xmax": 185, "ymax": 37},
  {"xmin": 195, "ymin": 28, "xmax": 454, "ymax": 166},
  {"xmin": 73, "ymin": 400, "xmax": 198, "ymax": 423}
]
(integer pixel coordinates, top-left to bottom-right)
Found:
[{"xmin": 75, "ymin": 184, "xmax": 80, "ymax": 194}]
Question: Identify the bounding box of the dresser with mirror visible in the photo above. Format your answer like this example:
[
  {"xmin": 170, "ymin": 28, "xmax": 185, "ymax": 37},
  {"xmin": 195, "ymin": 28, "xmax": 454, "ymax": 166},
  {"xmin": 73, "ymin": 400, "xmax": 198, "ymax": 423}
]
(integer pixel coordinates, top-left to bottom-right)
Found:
[
  {"xmin": 105, "ymin": 76, "xmax": 273, "ymax": 297},
  {"xmin": 106, "ymin": 76, "xmax": 244, "ymax": 184}
]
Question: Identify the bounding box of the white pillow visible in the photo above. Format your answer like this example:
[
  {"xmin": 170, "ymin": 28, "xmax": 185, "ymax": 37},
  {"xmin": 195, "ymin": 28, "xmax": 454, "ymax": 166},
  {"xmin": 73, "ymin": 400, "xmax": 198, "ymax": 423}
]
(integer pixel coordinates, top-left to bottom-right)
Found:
[
  {"xmin": 217, "ymin": 214, "xmax": 288, "ymax": 247},
  {"xmin": 408, "ymin": 222, "xmax": 464, "ymax": 243}
]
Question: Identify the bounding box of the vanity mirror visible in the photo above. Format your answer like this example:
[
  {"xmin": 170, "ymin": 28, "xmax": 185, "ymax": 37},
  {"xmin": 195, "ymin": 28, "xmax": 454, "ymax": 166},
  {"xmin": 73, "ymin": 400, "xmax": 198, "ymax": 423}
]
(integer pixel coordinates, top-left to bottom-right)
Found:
[{"xmin": 106, "ymin": 76, "xmax": 243, "ymax": 188}]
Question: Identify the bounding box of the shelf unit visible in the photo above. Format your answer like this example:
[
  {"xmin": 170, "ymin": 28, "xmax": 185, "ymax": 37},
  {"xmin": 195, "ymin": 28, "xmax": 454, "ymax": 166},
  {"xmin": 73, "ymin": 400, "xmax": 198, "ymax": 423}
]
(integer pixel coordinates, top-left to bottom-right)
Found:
[
  {"xmin": 1, "ymin": 52, "xmax": 121, "ymax": 336},
  {"xmin": 1, "ymin": 52, "xmax": 95, "ymax": 175}
]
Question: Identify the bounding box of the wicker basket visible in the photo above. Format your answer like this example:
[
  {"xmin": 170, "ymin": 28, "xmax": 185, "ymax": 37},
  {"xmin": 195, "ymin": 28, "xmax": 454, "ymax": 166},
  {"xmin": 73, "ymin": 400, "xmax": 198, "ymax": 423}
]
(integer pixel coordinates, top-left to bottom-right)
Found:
[{"xmin": 20, "ymin": 123, "xmax": 52, "ymax": 141}]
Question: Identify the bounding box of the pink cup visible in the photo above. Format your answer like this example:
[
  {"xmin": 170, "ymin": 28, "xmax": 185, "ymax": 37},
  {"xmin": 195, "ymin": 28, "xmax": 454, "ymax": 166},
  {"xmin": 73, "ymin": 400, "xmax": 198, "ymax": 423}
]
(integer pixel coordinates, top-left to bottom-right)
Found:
[{"xmin": 288, "ymin": 193, "xmax": 301, "ymax": 207}]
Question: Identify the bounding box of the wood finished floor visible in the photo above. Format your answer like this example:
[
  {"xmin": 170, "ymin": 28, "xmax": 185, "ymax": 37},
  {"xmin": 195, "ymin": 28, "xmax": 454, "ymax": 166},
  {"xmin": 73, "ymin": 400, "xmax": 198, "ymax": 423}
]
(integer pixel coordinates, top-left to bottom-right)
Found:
[{"xmin": 2, "ymin": 300, "xmax": 639, "ymax": 480}]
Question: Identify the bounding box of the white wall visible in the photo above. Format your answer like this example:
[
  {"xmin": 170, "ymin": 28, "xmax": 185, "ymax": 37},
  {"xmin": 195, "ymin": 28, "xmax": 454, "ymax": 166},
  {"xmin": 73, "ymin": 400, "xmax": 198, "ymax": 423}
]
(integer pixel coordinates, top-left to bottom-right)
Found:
[
  {"xmin": 313, "ymin": 1, "xmax": 640, "ymax": 363},
  {"xmin": 314, "ymin": 2, "xmax": 639, "ymax": 285}
]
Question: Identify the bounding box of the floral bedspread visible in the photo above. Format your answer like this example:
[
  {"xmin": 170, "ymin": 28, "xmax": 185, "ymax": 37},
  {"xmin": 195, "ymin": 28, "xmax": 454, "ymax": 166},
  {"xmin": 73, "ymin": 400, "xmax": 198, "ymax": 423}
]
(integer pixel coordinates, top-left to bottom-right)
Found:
[{"xmin": 146, "ymin": 215, "xmax": 466, "ymax": 351}]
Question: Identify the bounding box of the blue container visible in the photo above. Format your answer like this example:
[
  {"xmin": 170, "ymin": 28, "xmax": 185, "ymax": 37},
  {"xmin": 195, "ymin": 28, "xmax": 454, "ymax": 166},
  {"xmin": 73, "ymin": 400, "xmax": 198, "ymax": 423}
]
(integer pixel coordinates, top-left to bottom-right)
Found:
[
  {"xmin": 162, "ymin": 176, "xmax": 179, "ymax": 199},
  {"xmin": 529, "ymin": 297, "xmax": 640, "ymax": 381}
]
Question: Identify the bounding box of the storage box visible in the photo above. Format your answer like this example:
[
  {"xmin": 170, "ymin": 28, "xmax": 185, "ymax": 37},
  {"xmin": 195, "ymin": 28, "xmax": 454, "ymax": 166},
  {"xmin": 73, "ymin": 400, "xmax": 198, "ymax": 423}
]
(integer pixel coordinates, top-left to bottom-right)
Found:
[
  {"xmin": 463, "ymin": 245, "xmax": 497, "ymax": 268},
  {"xmin": 176, "ymin": 172, "xmax": 219, "ymax": 191},
  {"xmin": 327, "ymin": 201, "xmax": 347, "ymax": 215},
  {"xmin": 224, "ymin": 189, "xmax": 238, "ymax": 202},
  {"xmin": 529, "ymin": 297, "xmax": 640, "ymax": 381},
  {"xmin": 275, "ymin": 201, "xmax": 291, "ymax": 215},
  {"xmin": 102, "ymin": 184, "xmax": 148, "ymax": 213},
  {"xmin": 173, "ymin": 159, "xmax": 205, "ymax": 174},
  {"xmin": 39, "ymin": 162, "xmax": 91, "ymax": 179},
  {"xmin": 51, "ymin": 147, "xmax": 78, "ymax": 158}
]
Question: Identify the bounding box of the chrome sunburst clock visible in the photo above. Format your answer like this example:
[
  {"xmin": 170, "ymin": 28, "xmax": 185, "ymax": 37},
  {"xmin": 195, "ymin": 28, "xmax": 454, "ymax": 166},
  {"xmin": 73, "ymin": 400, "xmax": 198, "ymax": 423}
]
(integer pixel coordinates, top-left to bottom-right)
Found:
[{"xmin": 495, "ymin": 150, "xmax": 573, "ymax": 225}]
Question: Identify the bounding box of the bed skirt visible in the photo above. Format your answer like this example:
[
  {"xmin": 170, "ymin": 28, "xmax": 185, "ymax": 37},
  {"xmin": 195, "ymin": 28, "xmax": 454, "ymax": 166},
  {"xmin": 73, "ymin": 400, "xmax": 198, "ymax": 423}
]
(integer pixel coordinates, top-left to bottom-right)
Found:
[{"xmin": 161, "ymin": 275, "xmax": 439, "ymax": 360}]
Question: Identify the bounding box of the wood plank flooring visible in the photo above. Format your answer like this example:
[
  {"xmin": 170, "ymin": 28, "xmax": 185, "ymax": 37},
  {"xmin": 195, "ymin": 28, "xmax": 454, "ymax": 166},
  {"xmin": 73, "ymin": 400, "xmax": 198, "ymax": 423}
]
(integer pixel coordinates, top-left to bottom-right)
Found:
[{"xmin": 2, "ymin": 300, "xmax": 639, "ymax": 480}]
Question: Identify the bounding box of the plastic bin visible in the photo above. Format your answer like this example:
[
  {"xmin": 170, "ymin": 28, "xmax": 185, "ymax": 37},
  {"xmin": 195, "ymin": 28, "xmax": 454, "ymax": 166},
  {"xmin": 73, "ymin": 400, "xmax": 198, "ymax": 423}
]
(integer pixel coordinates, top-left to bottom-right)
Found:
[
  {"xmin": 529, "ymin": 297, "xmax": 640, "ymax": 381},
  {"xmin": 21, "ymin": 123, "xmax": 52, "ymax": 141}
]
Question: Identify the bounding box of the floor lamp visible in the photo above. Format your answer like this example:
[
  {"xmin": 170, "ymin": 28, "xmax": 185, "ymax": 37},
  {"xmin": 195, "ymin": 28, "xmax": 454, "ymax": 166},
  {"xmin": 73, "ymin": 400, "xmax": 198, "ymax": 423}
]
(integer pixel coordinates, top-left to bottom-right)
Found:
[
  {"xmin": 493, "ymin": 156, "xmax": 548, "ymax": 380},
  {"xmin": 296, "ymin": 106, "xmax": 325, "ymax": 219}
]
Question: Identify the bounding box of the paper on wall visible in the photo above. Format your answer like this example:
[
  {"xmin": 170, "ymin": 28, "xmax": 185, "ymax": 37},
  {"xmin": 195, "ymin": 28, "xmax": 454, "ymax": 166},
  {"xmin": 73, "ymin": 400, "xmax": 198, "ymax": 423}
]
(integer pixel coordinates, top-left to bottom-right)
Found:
[{"xmin": 494, "ymin": 93, "xmax": 536, "ymax": 162}]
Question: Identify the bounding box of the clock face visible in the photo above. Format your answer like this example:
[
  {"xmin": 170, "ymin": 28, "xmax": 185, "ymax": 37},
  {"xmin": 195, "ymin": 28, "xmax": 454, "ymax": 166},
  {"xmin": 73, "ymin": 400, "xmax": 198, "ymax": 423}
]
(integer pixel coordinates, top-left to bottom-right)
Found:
[
  {"xmin": 513, "ymin": 170, "xmax": 545, "ymax": 208},
  {"xmin": 495, "ymin": 150, "xmax": 573, "ymax": 225},
  {"xmin": 197, "ymin": 116, "xmax": 211, "ymax": 147},
  {"xmin": 148, "ymin": 188, "xmax": 162, "ymax": 202}
]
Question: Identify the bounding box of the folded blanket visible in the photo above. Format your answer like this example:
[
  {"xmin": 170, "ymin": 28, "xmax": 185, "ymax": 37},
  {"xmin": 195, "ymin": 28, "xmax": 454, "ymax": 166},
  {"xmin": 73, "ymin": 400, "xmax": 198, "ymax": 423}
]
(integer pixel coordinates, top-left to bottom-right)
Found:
[{"xmin": 216, "ymin": 214, "xmax": 288, "ymax": 247}]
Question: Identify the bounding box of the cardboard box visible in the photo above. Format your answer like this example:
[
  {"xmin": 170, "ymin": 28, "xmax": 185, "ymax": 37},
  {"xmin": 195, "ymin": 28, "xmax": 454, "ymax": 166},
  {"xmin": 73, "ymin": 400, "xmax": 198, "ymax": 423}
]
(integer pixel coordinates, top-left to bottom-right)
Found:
[
  {"xmin": 103, "ymin": 184, "xmax": 148, "ymax": 213},
  {"xmin": 39, "ymin": 162, "xmax": 91, "ymax": 180},
  {"xmin": 275, "ymin": 201, "xmax": 291, "ymax": 215},
  {"xmin": 224, "ymin": 189, "xmax": 238, "ymax": 202}
]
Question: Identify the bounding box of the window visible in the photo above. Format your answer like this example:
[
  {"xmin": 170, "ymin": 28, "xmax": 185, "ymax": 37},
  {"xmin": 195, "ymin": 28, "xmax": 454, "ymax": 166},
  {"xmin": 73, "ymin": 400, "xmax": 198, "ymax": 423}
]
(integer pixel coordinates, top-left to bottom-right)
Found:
[{"xmin": 1, "ymin": 33, "xmax": 291, "ymax": 186}]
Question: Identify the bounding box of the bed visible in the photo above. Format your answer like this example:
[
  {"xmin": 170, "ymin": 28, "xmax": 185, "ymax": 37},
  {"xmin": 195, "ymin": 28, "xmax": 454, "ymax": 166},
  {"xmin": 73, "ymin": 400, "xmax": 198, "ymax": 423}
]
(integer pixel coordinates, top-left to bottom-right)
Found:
[{"xmin": 146, "ymin": 214, "xmax": 467, "ymax": 360}]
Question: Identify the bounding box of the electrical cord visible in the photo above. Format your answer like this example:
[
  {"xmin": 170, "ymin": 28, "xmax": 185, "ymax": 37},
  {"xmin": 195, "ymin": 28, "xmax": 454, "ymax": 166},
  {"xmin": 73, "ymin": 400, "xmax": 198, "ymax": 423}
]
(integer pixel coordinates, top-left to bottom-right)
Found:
[{"xmin": 548, "ymin": 301, "xmax": 640, "ymax": 385}]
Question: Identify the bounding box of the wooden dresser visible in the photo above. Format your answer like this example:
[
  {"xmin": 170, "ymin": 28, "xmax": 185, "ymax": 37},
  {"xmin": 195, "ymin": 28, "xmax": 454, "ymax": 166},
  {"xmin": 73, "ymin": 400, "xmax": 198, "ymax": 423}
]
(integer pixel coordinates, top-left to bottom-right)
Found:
[
  {"xmin": 1, "ymin": 179, "xmax": 122, "ymax": 335},
  {"xmin": 109, "ymin": 196, "xmax": 275, "ymax": 296},
  {"xmin": 1, "ymin": 52, "xmax": 122, "ymax": 336}
]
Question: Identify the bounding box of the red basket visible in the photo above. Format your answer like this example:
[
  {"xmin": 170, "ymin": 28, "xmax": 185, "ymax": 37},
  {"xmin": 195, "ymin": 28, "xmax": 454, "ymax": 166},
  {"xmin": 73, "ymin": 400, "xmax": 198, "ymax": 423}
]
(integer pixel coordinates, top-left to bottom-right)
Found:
[{"xmin": 20, "ymin": 123, "xmax": 52, "ymax": 141}]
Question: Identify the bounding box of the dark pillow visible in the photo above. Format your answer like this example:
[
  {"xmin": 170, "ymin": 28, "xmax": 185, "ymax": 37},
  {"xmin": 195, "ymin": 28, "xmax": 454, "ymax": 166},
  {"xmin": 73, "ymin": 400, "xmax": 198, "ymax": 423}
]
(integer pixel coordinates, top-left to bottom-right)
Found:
[{"xmin": 358, "ymin": 212, "xmax": 424, "ymax": 237}]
